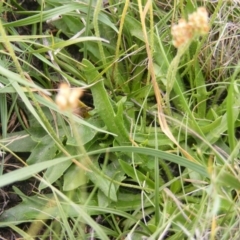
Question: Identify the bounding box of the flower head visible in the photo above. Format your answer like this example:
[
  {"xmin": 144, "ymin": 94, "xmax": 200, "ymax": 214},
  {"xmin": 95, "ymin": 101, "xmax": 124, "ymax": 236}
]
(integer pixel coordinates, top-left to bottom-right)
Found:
[
  {"xmin": 188, "ymin": 7, "xmax": 209, "ymax": 34},
  {"xmin": 171, "ymin": 7, "xmax": 209, "ymax": 48},
  {"xmin": 55, "ymin": 83, "xmax": 83, "ymax": 111},
  {"xmin": 171, "ymin": 19, "xmax": 194, "ymax": 48}
]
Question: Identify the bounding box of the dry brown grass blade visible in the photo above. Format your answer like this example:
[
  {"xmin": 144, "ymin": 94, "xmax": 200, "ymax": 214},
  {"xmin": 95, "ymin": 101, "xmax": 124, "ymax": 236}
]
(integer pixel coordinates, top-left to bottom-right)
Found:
[{"xmin": 137, "ymin": 0, "xmax": 197, "ymax": 163}]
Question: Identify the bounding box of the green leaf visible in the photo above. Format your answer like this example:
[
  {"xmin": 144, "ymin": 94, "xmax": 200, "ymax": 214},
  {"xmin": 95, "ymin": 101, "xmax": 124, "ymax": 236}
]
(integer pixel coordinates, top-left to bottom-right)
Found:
[
  {"xmin": 63, "ymin": 164, "xmax": 88, "ymax": 191},
  {"xmin": 0, "ymin": 65, "xmax": 53, "ymax": 137},
  {"xmin": 33, "ymin": 37, "xmax": 109, "ymax": 54},
  {"xmin": 0, "ymin": 188, "xmax": 146, "ymax": 235},
  {"xmin": 34, "ymin": 93, "xmax": 113, "ymax": 135},
  {"xmin": 66, "ymin": 124, "xmax": 97, "ymax": 146},
  {"xmin": 26, "ymin": 135, "xmax": 58, "ymax": 164},
  {"xmin": 0, "ymin": 188, "xmax": 54, "ymax": 222},
  {"xmin": 217, "ymin": 170, "xmax": 240, "ymax": 191},
  {"xmin": 82, "ymin": 59, "xmax": 130, "ymax": 145},
  {"xmin": 87, "ymin": 164, "xmax": 118, "ymax": 202},
  {"xmin": 119, "ymin": 159, "xmax": 155, "ymax": 189},
  {"xmin": 39, "ymin": 160, "xmax": 72, "ymax": 190},
  {"xmin": 0, "ymin": 187, "xmax": 97, "ymax": 222},
  {"xmin": 109, "ymin": 192, "xmax": 147, "ymax": 211},
  {"xmin": 3, "ymin": 4, "xmax": 88, "ymax": 27},
  {"xmin": 97, "ymin": 190, "xmax": 110, "ymax": 208},
  {"xmin": 0, "ymin": 156, "xmax": 74, "ymax": 188},
  {"xmin": 3, "ymin": 3, "xmax": 118, "ymax": 33},
  {"xmin": 38, "ymin": 145, "xmax": 77, "ymax": 190},
  {"xmin": 134, "ymin": 132, "xmax": 174, "ymax": 148},
  {"xmin": 227, "ymin": 78, "xmax": 238, "ymax": 152},
  {"xmin": 0, "ymin": 188, "xmax": 109, "ymax": 239},
  {"xmin": 87, "ymin": 146, "xmax": 208, "ymax": 177},
  {"xmin": 4, "ymin": 130, "xmax": 37, "ymax": 152},
  {"xmin": 194, "ymin": 58, "xmax": 208, "ymax": 117},
  {"xmin": 200, "ymin": 109, "xmax": 239, "ymax": 151}
]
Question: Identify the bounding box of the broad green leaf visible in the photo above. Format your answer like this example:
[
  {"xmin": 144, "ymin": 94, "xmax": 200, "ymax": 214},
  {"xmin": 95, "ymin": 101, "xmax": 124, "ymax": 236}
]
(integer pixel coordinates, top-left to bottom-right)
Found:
[
  {"xmin": 109, "ymin": 192, "xmax": 150, "ymax": 211},
  {"xmin": 0, "ymin": 188, "xmax": 147, "ymax": 233},
  {"xmin": 0, "ymin": 188, "xmax": 109, "ymax": 239},
  {"xmin": 82, "ymin": 59, "xmax": 130, "ymax": 144},
  {"xmin": 87, "ymin": 164, "xmax": 117, "ymax": 202},
  {"xmin": 134, "ymin": 132, "xmax": 174, "ymax": 148},
  {"xmin": 38, "ymin": 145, "xmax": 77, "ymax": 190},
  {"xmin": 54, "ymin": 15, "xmax": 85, "ymax": 36},
  {"xmin": 0, "ymin": 188, "xmax": 55, "ymax": 222},
  {"xmin": 217, "ymin": 170, "xmax": 240, "ymax": 191},
  {"xmin": 3, "ymin": 130, "xmax": 37, "ymax": 152},
  {"xmin": 200, "ymin": 117, "xmax": 222, "ymax": 134},
  {"xmin": 63, "ymin": 164, "xmax": 88, "ymax": 191},
  {"xmin": 0, "ymin": 188, "xmax": 102, "ymax": 233},
  {"xmin": 96, "ymin": 161, "xmax": 126, "ymax": 204},
  {"xmin": 66, "ymin": 124, "xmax": 97, "ymax": 146},
  {"xmin": 0, "ymin": 156, "xmax": 74, "ymax": 188},
  {"xmin": 39, "ymin": 160, "xmax": 72, "ymax": 190},
  {"xmin": 97, "ymin": 190, "xmax": 110, "ymax": 208},
  {"xmin": 200, "ymin": 108, "xmax": 239, "ymax": 151},
  {"xmin": 119, "ymin": 159, "xmax": 155, "ymax": 189},
  {"xmin": 26, "ymin": 135, "xmax": 58, "ymax": 164}
]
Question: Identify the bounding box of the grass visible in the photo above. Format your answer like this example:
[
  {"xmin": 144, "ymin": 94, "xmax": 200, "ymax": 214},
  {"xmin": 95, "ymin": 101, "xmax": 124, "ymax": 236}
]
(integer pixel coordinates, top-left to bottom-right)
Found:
[{"xmin": 0, "ymin": 0, "xmax": 240, "ymax": 239}]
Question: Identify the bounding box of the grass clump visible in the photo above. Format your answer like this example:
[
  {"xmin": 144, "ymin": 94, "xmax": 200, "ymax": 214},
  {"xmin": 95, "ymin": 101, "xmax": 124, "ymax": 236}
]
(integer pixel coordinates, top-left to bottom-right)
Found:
[{"xmin": 0, "ymin": 0, "xmax": 240, "ymax": 239}]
